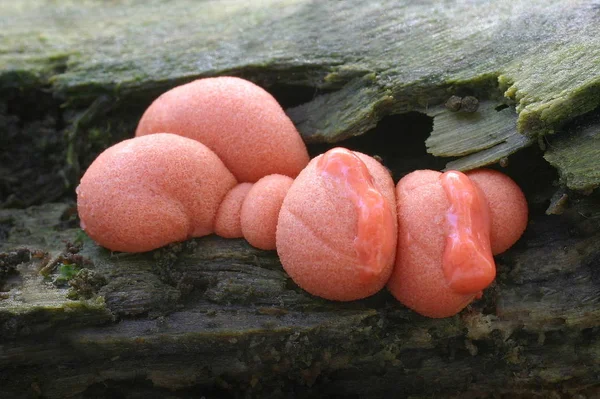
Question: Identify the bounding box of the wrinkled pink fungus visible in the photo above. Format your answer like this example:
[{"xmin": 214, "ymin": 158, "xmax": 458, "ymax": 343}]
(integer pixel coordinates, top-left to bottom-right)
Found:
[
  {"xmin": 77, "ymin": 133, "xmax": 236, "ymax": 253},
  {"xmin": 387, "ymin": 169, "xmax": 528, "ymax": 318},
  {"xmin": 135, "ymin": 76, "xmax": 310, "ymax": 183},
  {"xmin": 240, "ymin": 174, "xmax": 293, "ymax": 250},
  {"xmin": 214, "ymin": 183, "xmax": 253, "ymax": 239},
  {"xmin": 276, "ymin": 148, "xmax": 397, "ymax": 301}
]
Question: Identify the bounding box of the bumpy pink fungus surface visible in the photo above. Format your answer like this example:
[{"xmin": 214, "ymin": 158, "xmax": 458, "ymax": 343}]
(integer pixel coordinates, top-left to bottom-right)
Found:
[
  {"xmin": 77, "ymin": 133, "xmax": 236, "ymax": 253},
  {"xmin": 467, "ymin": 169, "xmax": 528, "ymax": 255},
  {"xmin": 240, "ymin": 175, "xmax": 293, "ymax": 250},
  {"xmin": 318, "ymin": 149, "xmax": 396, "ymax": 279},
  {"xmin": 388, "ymin": 169, "xmax": 528, "ymax": 318},
  {"xmin": 276, "ymin": 148, "xmax": 397, "ymax": 301},
  {"xmin": 388, "ymin": 170, "xmax": 481, "ymax": 318},
  {"xmin": 135, "ymin": 76, "xmax": 310, "ymax": 183},
  {"xmin": 214, "ymin": 183, "xmax": 253, "ymax": 239}
]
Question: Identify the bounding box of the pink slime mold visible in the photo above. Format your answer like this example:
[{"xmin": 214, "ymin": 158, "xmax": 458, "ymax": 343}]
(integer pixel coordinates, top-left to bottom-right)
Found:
[{"xmin": 77, "ymin": 76, "xmax": 529, "ymax": 318}]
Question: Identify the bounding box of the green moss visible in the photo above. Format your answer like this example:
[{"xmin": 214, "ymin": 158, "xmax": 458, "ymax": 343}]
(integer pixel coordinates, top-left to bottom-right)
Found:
[
  {"xmin": 544, "ymin": 122, "xmax": 600, "ymax": 191},
  {"xmin": 53, "ymin": 262, "xmax": 79, "ymax": 286},
  {"xmin": 3, "ymin": 0, "xmax": 600, "ymax": 188},
  {"xmin": 67, "ymin": 268, "xmax": 108, "ymax": 299},
  {"xmin": 425, "ymin": 100, "xmax": 534, "ymax": 171}
]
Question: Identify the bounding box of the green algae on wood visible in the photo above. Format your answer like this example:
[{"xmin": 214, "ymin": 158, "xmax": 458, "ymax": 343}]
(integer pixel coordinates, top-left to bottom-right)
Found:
[
  {"xmin": 2, "ymin": 0, "xmax": 600, "ymax": 138},
  {"xmin": 0, "ymin": 204, "xmax": 113, "ymax": 338},
  {"xmin": 0, "ymin": 295, "xmax": 112, "ymax": 339},
  {"xmin": 1, "ymin": 187, "xmax": 600, "ymax": 397},
  {"xmin": 3, "ymin": 0, "xmax": 600, "ymax": 188},
  {"xmin": 287, "ymin": 75, "xmax": 392, "ymax": 143},
  {"xmin": 427, "ymin": 102, "xmax": 520, "ymax": 157},
  {"xmin": 544, "ymin": 122, "xmax": 600, "ymax": 191},
  {"xmin": 425, "ymin": 101, "xmax": 535, "ymax": 170}
]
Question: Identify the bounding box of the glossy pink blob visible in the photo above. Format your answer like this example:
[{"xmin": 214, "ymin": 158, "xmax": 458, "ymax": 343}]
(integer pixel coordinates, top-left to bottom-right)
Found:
[
  {"xmin": 317, "ymin": 148, "xmax": 396, "ymax": 279},
  {"xmin": 388, "ymin": 168, "xmax": 528, "ymax": 318},
  {"xmin": 135, "ymin": 76, "xmax": 310, "ymax": 183},
  {"xmin": 388, "ymin": 170, "xmax": 478, "ymax": 318},
  {"xmin": 440, "ymin": 171, "xmax": 495, "ymax": 295},
  {"xmin": 277, "ymin": 148, "xmax": 397, "ymax": 301}
]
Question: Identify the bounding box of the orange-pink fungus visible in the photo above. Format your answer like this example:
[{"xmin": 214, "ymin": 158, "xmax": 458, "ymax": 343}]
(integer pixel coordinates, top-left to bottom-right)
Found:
[
  {"xmin": 440, "ymin": 171, "xmax": 495, "ymax": 295},
  {"xmin": 276, "ymin": 148, "xmax": 397, "ymax": 301},
  {"xmin": 388, "ymin": 170, "xmax": 477, "ymax": 318},
  {"xmin": 77, "ymin": 133, "xmax": 236, "ymax": 253},
  {"xmin": 214, "ymin": 183, "xmax": 253, "ymax": 239},
  {"xmin": 388, "ymin": 169, "xmax": 528, "ymax": 318},
  {"xmin": 135, "ymin": 76, "xmax": 310, "ymax": 183},
  {"xmin": 318, "ymin": 148, "xmax": 396, "ymax": 278},
  {"xmin": 78, "ymin": 73, "xmax": 530, "ymax": 319},
  {"xmin": 466, "ymin": 169, "xmax": 528, "ymax": 255},
  {"xmin": 240, "ymin": 174, "xmax": 293, "ymax": 250}
]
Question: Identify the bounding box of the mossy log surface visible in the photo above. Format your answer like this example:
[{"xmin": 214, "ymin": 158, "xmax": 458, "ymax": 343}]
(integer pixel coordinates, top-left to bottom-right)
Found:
[{"xmin": 1, "ymin": 1, "xmax": 600, "ymax": 398}]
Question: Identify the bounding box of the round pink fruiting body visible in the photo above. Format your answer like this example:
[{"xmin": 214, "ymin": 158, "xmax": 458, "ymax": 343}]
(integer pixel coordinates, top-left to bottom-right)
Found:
[
  {"xmin": 439, "ymin": 171, "xmax": 495, "ymax": 295},
  {"xmin": 276, "ymin": 148, "xmax": 397, "ymax": 301},
  {"xmin": 388, "ymin": 169, "xmax": 529, "ymax": 318},
  {"xmin": 240, "ymin": 174, "xmax": 293, "ymax": 250},
  {"xmin": 466, "ymin": 169, "xmax": 528, "ymax": 255},
  {"xmin": 77, "ymin": 133, "xmax": 236, "ymax": 253},
  {"xmin": 387, "ymin": 170, "xmax": 484, "ymax": 318},
  {"xmin": 214, "ymin": 183, "xmax": 253, "ymax": 239},
  {"xmin": 135, "ymin": 76, "xmax": 310, "ymax": 183}
]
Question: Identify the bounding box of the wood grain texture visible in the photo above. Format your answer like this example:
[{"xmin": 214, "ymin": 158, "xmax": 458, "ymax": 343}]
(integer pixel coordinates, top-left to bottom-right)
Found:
[{"xmin": 1, "ymin": 1, "xmax": 600, "ymax": 397}]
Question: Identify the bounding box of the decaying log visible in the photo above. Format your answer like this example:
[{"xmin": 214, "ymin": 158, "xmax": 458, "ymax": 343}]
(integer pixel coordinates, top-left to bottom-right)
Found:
[{"xmin": 1, "ymin": 1, "xmax": 600, "ymax": 398}]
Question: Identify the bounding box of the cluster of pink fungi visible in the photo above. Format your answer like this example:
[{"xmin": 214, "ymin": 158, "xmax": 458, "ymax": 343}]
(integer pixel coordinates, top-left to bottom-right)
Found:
[{"xmin": 77, "ymin": 77, "xmax": 528, "ymax": 318}]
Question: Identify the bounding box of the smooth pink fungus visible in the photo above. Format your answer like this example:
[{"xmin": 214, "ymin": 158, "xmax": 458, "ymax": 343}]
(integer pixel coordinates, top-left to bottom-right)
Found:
[
  {"xmin": 135, "ymin": 76, "xmax": 310, "ymax": 183},
  {"xmin": 214, "ymin": 183, "xmax": 253, "ymax": 239},
  {"xmin": 240, "ymin": 174, "xmax": 293, "ymax": 250},
  {"xmin": 387, "ymin": 169, "xmax": 528, "ymax": 318},
  {"xmin": 466, "ymin": 169, "xmax": 528, "ymax": 255},
  {"xmin": 77, "ymin": 133, "xmax": 236, "ymax": 253},
  {"xmin": 440, "ymin": 171, "xmax": 495, "ymax": 295},
  {"xmin": 276, "ymin": 148, "xmax": 397, "ymax": 301}
]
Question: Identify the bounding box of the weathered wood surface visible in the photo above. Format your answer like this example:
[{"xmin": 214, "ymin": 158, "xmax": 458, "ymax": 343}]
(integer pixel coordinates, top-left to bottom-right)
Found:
[
  {"xmin": 3, "ymin": 0, "xmax": 600, "ymax": 190},
  {"xmin": 1, "ymin": 0, "xmax": 600, "ymax": 398}
]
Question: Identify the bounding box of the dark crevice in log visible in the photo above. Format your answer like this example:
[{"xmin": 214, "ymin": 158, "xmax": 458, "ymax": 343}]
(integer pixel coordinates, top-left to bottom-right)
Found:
[
  {"xmin": 308, "ymin": 111, "xmax": 444, "ymax": 182},
  {"xmin": 0, "ymin": 89, "xmax": 69, "ymax": 209}
]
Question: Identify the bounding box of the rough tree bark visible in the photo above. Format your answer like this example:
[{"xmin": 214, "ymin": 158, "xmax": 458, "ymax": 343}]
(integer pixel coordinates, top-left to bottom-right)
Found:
[{"xmin": 1, "ymin": 1, "xmax": 600, "ymax": 398}]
